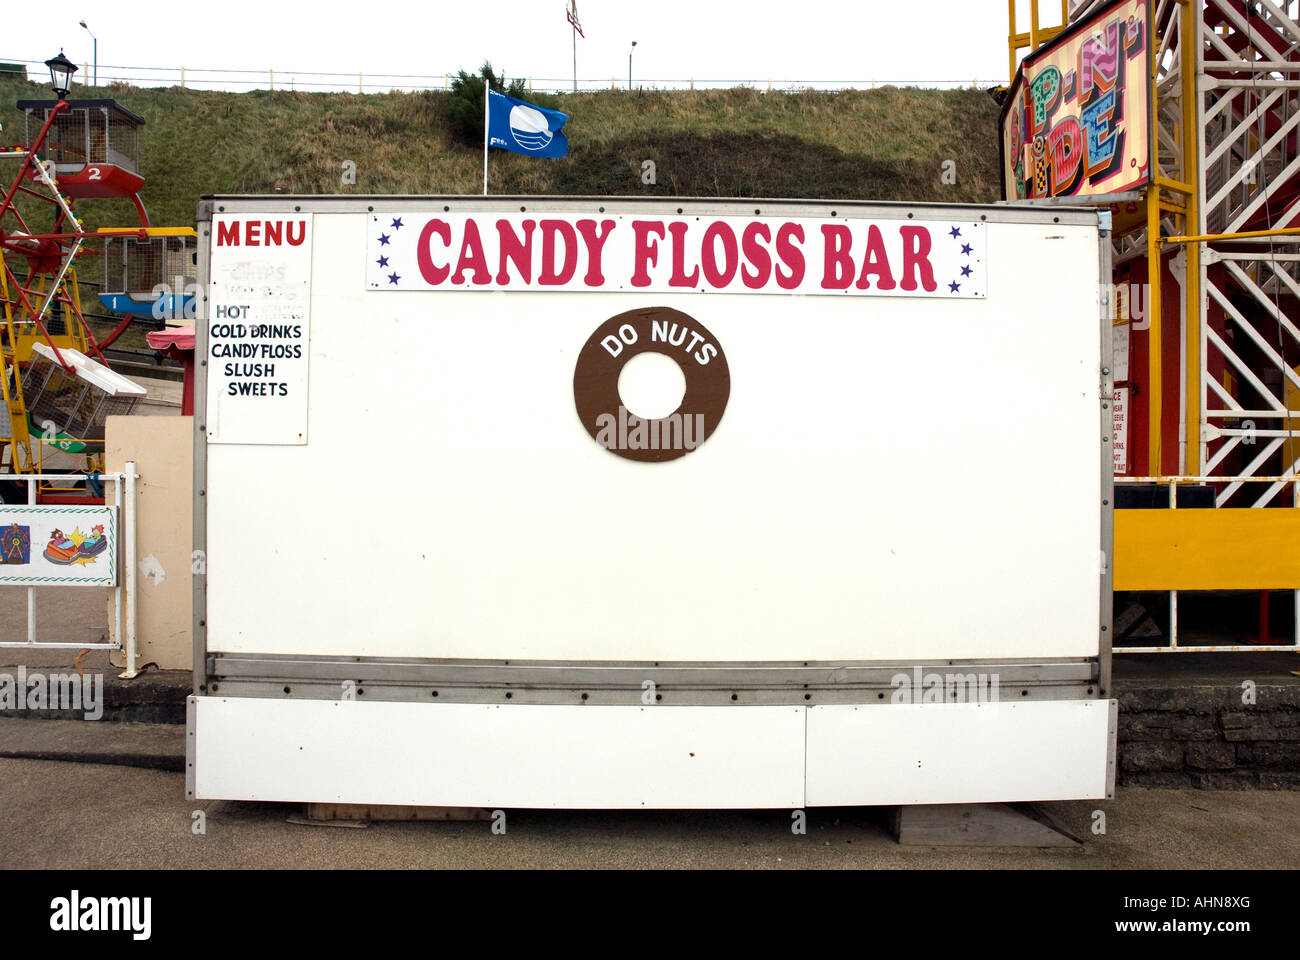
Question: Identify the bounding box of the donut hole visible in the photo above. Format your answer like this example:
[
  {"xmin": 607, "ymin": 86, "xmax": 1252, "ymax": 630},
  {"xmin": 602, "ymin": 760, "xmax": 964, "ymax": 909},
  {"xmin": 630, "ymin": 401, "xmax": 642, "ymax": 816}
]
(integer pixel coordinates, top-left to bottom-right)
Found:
[{"xmin": 617, "ymin": 351, "xmax": 686, "ymax": 420}]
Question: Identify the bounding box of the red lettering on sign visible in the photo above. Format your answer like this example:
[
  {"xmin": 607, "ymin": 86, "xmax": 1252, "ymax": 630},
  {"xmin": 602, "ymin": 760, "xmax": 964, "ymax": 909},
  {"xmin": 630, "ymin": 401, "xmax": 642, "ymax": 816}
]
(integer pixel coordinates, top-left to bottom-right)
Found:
[
  {"xmin": 775, "ymin": 223, "xmax": 805, "ymax": 289},
  {"xmin": 576, "ymin": 218, "xmax": 616, "ymax": 287},
  {"xmin": 667, "ymin": 221, "xmax": 699, "ymax": 288},
  {"xmin": 452, "ymin": 219, "xmax": 492, "ymax": 285},
  {"xmin": 820, "ymin": 224, "xmax": 853, "ymax": 290},
  {"xmin": 539, "ymin": 219, "xmax": 579, "ymax": 285},
  {"xmin": 392, "ymin": 215, "xmax": 964, "ymax": 295},
  {"xmin": 496, "ymin": 219, "xmax": 535, "ymax": 285},
  {"xmin": 416, "ymin": 219, "xmax": 452, "ymax": 284},
  {"xmin": 855, "ymin": 224, "xmax": 897, "ymax": 290},
  {"xmin": 700, "ymin": 221, "xmax": 739, "ymax": 288},
  {"xmin": 899, "ymin": 225, "xmax": 937, "ymax": 292},
  {"xmin": 218, "ymin": 220, "xmax": 307, "ymax": 247},
  {"xmin": 1049, "ymin": 117, "xmax": 1083, "ymax": 193},
  {"xmin": 740, "ymin": 223, "xmax": 772, "ymax": 290},
  {"xmin": 631, "ymin": 221, "xmax": 664, "ymax": 287}
]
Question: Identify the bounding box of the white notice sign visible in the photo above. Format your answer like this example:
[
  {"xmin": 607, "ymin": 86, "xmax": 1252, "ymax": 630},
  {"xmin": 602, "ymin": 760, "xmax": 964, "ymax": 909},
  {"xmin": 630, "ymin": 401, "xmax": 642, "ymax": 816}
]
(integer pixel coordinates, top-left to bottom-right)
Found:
[
  {"xmin": 1112, "ymin": 323, "xmax": 1130, "ymax": 382},
  {"xmin": 1112, "ymin": 387, "xmax": 1129, "ymax": 475},
  {"xmin": 207, "ymin": 214, "xmax": 313, "ymax": 444}
]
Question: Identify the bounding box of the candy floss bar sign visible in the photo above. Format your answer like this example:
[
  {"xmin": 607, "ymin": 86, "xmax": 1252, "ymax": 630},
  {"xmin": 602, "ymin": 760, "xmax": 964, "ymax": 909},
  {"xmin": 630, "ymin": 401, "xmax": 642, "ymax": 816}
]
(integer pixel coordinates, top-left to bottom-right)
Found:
[
  {"xmin": 1002, "ymin": 0, "xmax": 1151, "ymax": 200},
  {"xmin": 367, "ymin": 214, "xmax": 986, "ymax": 298}
]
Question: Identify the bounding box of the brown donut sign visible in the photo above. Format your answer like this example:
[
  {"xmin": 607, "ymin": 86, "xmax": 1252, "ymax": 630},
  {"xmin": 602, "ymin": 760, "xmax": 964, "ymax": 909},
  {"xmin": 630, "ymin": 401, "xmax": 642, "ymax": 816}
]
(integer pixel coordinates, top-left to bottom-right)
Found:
[{"xmin": 573, "ymin": 308, "xmax": 730, "ymax": 462}]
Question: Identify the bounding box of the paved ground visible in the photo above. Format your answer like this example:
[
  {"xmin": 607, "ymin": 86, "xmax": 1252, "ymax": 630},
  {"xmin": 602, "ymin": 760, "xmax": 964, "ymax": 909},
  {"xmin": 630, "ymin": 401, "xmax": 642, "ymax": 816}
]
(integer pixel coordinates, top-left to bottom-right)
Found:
[
  {"xmin": 0, "ymin": 719, "xmax": 184, "ymax": 769},
  {"xmin": 0, "ymin": 586, "xmax": 112, "ymax": 650},
  {"xmin": 2, "ymin": 583, "xmax": 1298, "ymax": 870},
  {"xmin": 0, "ymin": 756, "xmax": 1296, "ymax": 869},
  {"xmin": 1117, "ymin": 651, "xmax": 1300, "ymax": 684}
]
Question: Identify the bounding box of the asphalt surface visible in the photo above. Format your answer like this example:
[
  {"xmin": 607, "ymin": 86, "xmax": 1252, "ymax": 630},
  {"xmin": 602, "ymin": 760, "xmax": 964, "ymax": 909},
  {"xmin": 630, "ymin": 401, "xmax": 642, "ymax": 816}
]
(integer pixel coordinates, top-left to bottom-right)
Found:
[
  {"xmin": 0, "ymin": 586, "xmax": 112, "ymax": 651},
  {"xmin": 3, "ymin": 584, "xmax": 1298, "ymax": 870},
  {"xmin": 0, "ymin": 719, "xmax": 184, "ymax": 770},
  {"xmin": 1, "ymin": 756, "xmax": 1297, "ymax": 869}
]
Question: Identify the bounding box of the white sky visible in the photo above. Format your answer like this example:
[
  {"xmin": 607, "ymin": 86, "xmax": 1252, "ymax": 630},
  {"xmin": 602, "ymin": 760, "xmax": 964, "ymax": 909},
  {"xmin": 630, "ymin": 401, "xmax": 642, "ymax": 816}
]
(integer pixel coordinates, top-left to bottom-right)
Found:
[{"xmin": 5, "ymin": 0, "xmax": 1053, "ymax": 93}]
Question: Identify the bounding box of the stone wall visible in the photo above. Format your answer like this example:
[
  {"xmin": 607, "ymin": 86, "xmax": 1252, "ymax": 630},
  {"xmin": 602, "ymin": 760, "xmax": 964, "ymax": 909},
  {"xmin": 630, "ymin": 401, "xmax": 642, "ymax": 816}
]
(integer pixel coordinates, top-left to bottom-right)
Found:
[{"xmin": 1117, "ymin": 681, "xmax": 1300, "ymax": 788}]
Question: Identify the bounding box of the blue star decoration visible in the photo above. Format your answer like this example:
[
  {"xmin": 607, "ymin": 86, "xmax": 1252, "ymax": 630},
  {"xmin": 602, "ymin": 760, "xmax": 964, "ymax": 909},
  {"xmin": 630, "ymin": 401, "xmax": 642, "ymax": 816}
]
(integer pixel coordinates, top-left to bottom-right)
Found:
[
  {"xmin": 387, "ymin": 272, "xmax": 401, "ymax": 285},
  {"xmin": 391, "ymin": 217, "xmax": 404, "ymax": 230},
  {"xmin": 376, "ymin": 255, "xmax": 389, "ymax": 268},
  {"xmin": 947, "ymin": 225, "xmax": 980, "ymax": 295},
  {"xmin": 378, "ymin": 233, "xmax": 391, "ymax": 246}
]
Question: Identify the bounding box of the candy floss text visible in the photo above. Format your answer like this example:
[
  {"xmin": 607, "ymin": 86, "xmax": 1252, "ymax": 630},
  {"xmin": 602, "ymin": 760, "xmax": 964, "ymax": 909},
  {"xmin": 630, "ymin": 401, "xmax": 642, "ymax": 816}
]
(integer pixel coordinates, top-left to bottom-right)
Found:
[{"xmin": 367, "ymin": 214, "xmax": 986, "ymax": 299}]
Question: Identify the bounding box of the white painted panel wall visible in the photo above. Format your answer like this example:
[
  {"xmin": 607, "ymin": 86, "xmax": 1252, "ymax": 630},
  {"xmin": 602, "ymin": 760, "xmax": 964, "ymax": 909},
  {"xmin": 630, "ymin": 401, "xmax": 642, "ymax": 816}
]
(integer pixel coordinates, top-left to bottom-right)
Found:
[
  {"xmin": 192, "ymin": 697, "xmax": 806, "ymax": 809},
  {"xmin": 805, "ymin": 700, "xmax": 1114, "ymax": 805},
  {"xmin": 192, "ymin": 696, "xmax": 1114, "ymax": 807},
  {"xmin": 205, "ymin": 209, "xmax": 1102, "ymax": 662}
]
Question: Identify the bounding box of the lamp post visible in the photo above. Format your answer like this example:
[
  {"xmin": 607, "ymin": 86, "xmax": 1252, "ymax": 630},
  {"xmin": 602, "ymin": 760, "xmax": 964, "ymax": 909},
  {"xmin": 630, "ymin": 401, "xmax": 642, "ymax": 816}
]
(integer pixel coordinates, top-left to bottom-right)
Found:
[
  {"xmin": 629, "ymin": 41, "xmax": 637, "ymax": 91},
  {"xmin": 45, "ymin": 50, "xmax": 78, "ymax": 100},
  {"xmin": 78, "ymin": 21, "xmax": 96, "ymax": 87}
]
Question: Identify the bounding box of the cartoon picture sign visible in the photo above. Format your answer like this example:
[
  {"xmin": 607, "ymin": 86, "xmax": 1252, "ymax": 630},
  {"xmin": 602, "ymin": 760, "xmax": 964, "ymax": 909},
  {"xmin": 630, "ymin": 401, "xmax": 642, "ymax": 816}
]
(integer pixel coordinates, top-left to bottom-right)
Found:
[
  {"xmin": 0, "ymin": 506, "xmax": 117, "ymax": 586},
  {"xmin": 1001, "ymin": 0, "xmax": 1151, "ymax": 200}
]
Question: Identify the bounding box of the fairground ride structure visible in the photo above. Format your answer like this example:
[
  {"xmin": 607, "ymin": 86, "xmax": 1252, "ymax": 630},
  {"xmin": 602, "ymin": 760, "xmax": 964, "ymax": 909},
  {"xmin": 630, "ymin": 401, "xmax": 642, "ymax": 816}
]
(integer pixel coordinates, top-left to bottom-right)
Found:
[
  {"xmin": 1, "ymin": 54, "xmax": 195, "ymax": 504},
  {"xmin": 1006, "ymin": 0, "xmax": 1300, "ymax": 651}
]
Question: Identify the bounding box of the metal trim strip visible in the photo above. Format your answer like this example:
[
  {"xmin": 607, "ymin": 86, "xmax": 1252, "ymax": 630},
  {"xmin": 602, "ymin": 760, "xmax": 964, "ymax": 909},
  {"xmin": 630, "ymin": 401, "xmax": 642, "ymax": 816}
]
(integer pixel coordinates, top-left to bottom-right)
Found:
[
  {"xmin": 192, "ymin": 204, "xmax": 212, "ymax": 695},
  {"xmin": 198, "ymin": 194, "xmax": 1103, "ymax": 227}
]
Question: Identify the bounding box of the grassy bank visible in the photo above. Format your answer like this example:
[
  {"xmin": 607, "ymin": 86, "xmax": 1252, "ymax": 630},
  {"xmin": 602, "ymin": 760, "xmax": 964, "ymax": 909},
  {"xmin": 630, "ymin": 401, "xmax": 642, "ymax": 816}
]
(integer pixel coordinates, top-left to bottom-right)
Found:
[
  {"xmin": 1, "ymin": 78, "xmax": 1002, "ymax": 347},
  {"xmin": 2, "ymin": 78, "xmax": 1002, "ymax": 229}
]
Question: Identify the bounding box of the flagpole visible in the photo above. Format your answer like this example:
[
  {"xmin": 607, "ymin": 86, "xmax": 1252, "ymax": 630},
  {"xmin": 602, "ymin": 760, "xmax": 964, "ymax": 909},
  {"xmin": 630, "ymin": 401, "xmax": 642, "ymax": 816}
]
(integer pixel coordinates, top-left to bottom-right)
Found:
[{"xmin": 482, "ymin": 84, "xmax": 489, "ymax": 195}]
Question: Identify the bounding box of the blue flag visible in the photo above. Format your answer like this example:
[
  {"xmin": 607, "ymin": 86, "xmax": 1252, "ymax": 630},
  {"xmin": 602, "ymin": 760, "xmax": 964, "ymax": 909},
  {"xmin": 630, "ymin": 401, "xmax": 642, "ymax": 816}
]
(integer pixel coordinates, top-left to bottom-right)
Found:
[{"xmin": 487, "ymin": 87, "xmax": 569, "ymax": 159}]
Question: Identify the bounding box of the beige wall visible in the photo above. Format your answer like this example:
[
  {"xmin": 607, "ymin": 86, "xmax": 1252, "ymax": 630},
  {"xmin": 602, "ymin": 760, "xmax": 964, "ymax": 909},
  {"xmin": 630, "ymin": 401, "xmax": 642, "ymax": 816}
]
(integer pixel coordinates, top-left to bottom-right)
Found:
[{"xmin": 105, "ymin": 415, "xmax": 193, "ymax": 671}]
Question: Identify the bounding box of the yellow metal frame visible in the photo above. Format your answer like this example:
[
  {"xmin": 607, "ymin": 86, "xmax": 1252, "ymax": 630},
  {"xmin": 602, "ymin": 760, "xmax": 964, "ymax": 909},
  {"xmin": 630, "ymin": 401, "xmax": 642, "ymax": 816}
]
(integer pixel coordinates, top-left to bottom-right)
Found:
[
  {"xmin": 1164, "ymin": 227, "xmax": 1300, "ymax": 243},
  {"xmin": 2, "ymin": 229, "xmax": 197, "ymax": 475},
  {"xmin": 1138, "ymin": 0, "xmax": 1200, "ymax": 476},
  {"xmin": 1115, "ymin": 507, "xmax": 1300, "ymax": 589},
  {"xmin": 2, "ymin": 269, "xmax": 90, "ymax": 363},
  {"xmin": 0, "ymin": 252, "xmax": 32, "ymax": 459},
  {"xmin": 1006, "ymin": 0, "xmax": 1071, "ymax": 82},
  {"xmin": 94, "ymin": 226, "xmax": 198, "ymax": 238},
  {"xmin": 1, "ymin": 242, "xmax": 93, "ymax": 472}
]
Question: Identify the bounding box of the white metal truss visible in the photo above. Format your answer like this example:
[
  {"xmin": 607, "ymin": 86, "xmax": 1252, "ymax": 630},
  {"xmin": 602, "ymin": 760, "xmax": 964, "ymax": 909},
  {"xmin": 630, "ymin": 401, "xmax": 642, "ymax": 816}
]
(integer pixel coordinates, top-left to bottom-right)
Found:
[
  {"xmin": 1042, "ymin": 0, "xmax": 1300, "ymax": 654},
  {"xmin": 1198, "ymin": 0, "xmax": 1300, "ymax": 504}
]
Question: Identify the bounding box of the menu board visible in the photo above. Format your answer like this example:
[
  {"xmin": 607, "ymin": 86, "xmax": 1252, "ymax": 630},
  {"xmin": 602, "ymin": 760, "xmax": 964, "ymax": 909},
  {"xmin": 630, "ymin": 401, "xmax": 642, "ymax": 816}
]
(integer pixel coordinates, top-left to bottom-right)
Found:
[{"xmin": 206, "ymin": 214, "xmax": 313, "ymax": 445}]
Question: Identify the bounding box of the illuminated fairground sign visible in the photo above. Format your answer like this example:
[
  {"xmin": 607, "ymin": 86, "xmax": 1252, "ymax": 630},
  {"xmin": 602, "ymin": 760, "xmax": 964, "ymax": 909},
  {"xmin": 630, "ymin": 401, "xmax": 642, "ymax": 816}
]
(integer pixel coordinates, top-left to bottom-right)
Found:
[{"xmin": 1000, "ymin": 0, "xmax": 1152, "ymax": 201}]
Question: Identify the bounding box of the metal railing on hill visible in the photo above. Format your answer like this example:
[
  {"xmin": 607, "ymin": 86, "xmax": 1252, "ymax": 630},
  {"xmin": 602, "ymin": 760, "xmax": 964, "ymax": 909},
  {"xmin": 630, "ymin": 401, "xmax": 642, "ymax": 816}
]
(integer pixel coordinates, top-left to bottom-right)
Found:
[{"xmin": 0, "ymin": 57, "xmax": 1001, "ymax": 95}]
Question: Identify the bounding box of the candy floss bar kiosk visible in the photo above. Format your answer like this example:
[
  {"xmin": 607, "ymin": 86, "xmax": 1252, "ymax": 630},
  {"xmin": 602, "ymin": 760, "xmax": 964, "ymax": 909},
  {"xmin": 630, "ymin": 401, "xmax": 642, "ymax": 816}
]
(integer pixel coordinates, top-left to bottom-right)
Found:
[{"xmin": 188, "ymin": 196, "xmax": 1116, "ymax": 811}]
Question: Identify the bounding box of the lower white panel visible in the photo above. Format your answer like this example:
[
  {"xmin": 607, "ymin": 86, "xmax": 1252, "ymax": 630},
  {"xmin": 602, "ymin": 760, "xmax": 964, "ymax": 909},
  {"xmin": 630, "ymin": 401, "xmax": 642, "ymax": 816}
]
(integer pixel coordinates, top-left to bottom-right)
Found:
[
  {"xmin": 805, "ymin": 700, "xmax": 1115, "ymax": 805},
  {"xmin": 193, "ymin": 697, "xmax": 1114, "ymax": 808},
  {"xmin": 192, "ymin": 697, "xmax": 805, "ymax": 809}
]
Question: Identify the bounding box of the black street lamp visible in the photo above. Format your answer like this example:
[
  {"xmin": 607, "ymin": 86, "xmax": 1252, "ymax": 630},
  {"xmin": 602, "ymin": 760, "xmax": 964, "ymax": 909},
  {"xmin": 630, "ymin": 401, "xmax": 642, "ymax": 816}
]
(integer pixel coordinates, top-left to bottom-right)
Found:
[
  {"xmin": 45, "ymin": 50, "xmax": 78, "ymax": 100},
  {"xmin": 629, "ymin": 40, "xmax": 637, "ymax": 91}
]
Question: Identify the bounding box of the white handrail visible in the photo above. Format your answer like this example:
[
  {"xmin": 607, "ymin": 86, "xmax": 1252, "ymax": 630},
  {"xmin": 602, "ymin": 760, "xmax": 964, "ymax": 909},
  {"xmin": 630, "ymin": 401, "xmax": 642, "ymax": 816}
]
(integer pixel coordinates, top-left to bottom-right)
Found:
[{"xmin": 0, "ymin": 470, "xmax": 138, "ymax": 677}]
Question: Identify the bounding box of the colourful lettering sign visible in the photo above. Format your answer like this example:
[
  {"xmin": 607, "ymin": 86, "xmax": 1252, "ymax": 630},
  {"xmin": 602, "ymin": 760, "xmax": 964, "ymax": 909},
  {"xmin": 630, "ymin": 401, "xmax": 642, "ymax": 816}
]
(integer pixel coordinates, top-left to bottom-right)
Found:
[{"xmin": 1002, "ymin": 0, "xmax": 1151, "ymax": 200}]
